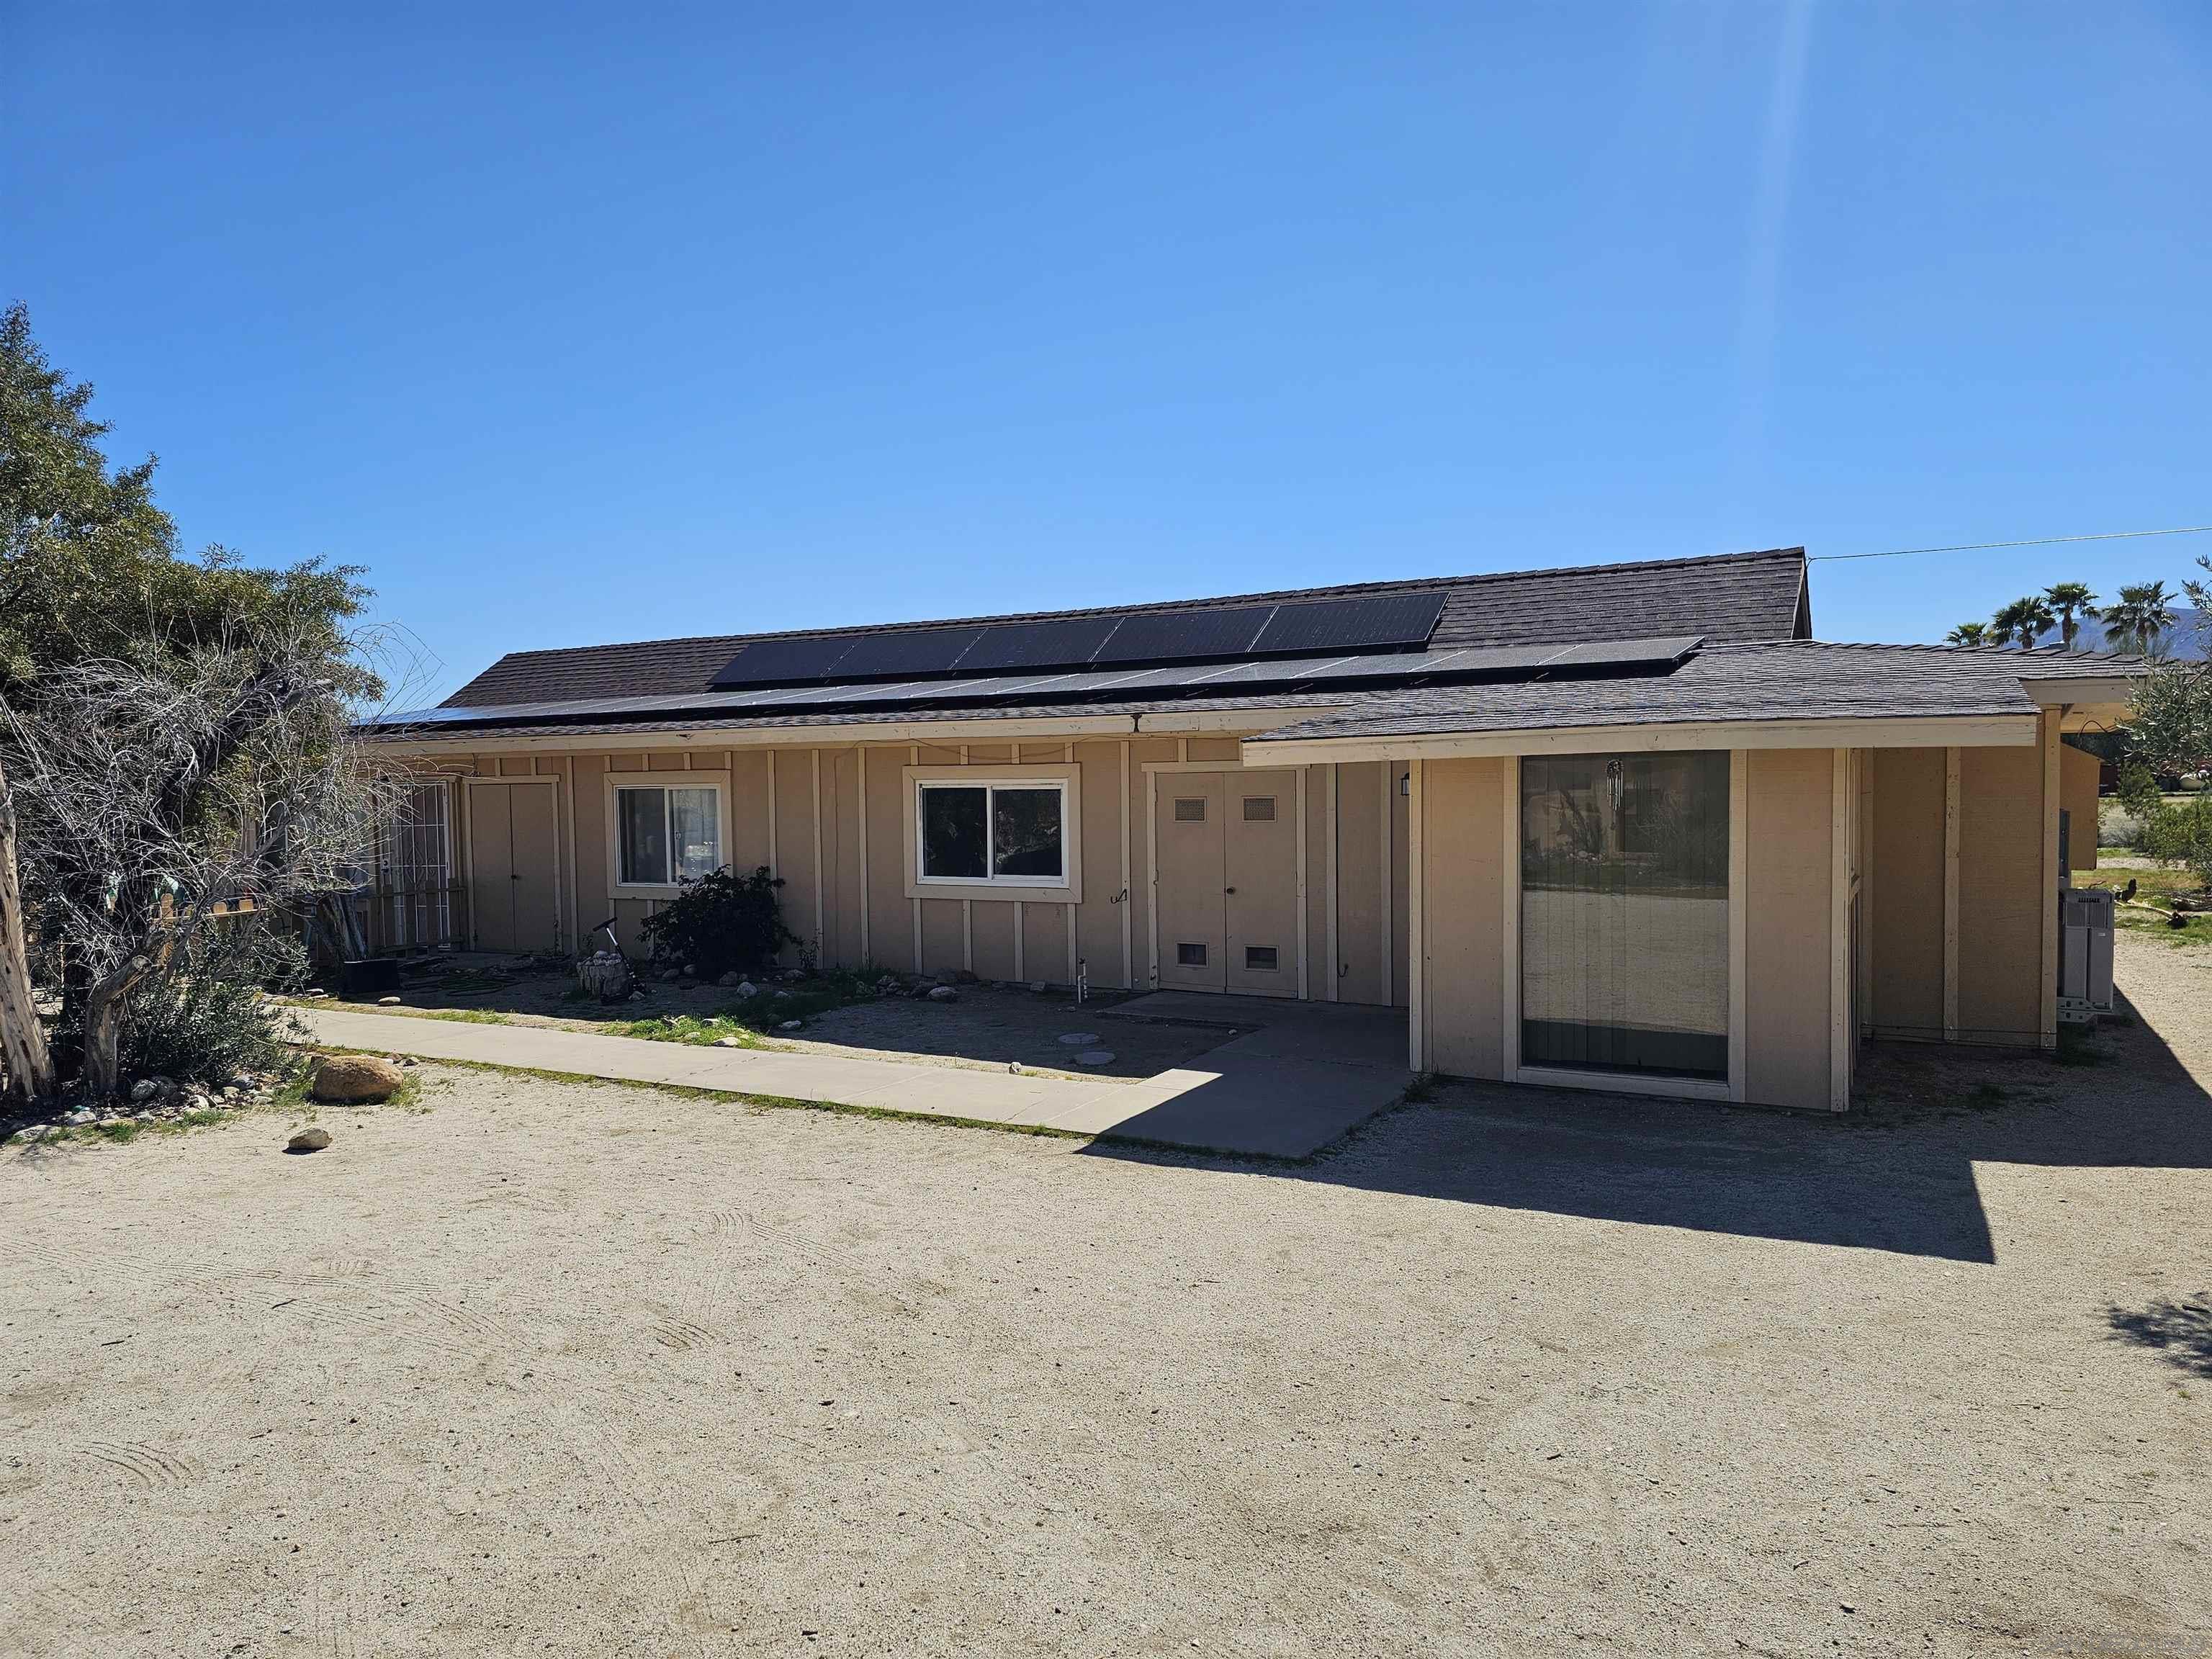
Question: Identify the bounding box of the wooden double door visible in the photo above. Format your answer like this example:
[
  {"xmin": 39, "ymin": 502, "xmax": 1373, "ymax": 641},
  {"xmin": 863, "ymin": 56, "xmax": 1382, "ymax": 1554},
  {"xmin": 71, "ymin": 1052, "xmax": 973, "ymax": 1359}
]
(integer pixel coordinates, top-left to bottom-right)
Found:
[
  {"xmin": 467, "ymin": 779, "xmax": 562, "ymax": 952},
  {"xmin": 1154, "ymin": 769, "xmax": 1300, "ymax": 997}
]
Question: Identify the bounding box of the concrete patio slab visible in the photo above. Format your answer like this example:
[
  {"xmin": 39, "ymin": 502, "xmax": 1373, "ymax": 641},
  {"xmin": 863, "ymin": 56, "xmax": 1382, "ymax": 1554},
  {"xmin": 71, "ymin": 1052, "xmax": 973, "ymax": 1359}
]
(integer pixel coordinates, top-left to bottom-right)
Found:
[{"xmin": 296, "ymin": 994, "xmax": 1412, "ymax": 1159}]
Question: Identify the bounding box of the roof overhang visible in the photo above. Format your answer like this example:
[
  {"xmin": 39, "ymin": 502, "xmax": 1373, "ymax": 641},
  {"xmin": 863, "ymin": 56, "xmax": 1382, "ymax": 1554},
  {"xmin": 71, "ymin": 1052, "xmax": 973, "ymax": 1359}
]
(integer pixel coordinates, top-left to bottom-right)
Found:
[
  {"xmin": 1242, "ymin": 711, "xmax": 2040, "ymax": 767},
  {"xmin": 364, "ymin": 705, "xmax": 1349, "ymax": 757}
]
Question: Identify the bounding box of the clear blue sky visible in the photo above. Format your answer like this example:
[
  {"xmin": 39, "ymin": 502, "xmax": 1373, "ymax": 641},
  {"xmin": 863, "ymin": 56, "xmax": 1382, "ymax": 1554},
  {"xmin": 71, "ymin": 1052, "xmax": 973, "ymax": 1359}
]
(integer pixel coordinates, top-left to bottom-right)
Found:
[{"xmin": 5, "ymin": 4, "xmax": 2208, "ymax": 703}]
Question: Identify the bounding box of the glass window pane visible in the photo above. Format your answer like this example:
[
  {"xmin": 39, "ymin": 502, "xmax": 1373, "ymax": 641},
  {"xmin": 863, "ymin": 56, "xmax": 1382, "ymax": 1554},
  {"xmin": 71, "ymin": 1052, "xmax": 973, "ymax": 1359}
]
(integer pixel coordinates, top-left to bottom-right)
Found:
[
  {"xmin": 921, "ymin": 786, "xmax": 988, "ymax": 878},
  {"xmin": 1520, "ymin": 751, "xmax": 1729, "ymax": 1079},
  {"xmin": 992, "ymin": 787, "xmax": 1063, "ymax": 878},
  {"xmin": 619, "ymin": 788, "xmax": 670, "ymax": 885},
  {"xmin": 670, "ymin": 788, "xmax": 720, "ymax": 882}
]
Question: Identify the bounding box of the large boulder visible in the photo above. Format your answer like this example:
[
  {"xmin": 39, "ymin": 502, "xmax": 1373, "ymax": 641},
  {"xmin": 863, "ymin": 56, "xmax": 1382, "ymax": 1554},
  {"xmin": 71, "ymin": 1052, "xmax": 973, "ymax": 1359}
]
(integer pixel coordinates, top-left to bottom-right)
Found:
[{"xmin": 310, "ymin": 1054, "xmax": 405, "ymax": 1104}]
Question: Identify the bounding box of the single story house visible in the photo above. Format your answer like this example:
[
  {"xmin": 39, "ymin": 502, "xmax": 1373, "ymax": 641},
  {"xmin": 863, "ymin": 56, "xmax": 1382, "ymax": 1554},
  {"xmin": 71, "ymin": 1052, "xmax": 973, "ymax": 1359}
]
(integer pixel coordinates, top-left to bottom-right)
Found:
[{"xmin": 362, "ymin": 547, "xmax": 2134, "ymax": 1113}]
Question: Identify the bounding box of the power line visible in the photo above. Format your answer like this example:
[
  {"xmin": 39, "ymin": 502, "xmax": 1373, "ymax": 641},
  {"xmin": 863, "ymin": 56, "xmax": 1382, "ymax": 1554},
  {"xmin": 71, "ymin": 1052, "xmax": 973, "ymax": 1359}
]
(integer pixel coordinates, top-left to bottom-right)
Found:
[{"xmin": 1812, "ymin": 523, "xmax": 2212, "ymax": 562}]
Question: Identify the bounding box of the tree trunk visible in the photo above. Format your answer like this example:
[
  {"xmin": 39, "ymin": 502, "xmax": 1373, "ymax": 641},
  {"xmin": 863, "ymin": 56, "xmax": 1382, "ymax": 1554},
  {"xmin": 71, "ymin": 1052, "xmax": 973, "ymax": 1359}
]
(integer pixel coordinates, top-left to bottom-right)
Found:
[
  {"xmin": 0, "ymin": 757, "xmax": 55, "ymax": 1106},
  {"xmin": 81, "ymin": 954, "xmax": 150, "ymax": 1101}
]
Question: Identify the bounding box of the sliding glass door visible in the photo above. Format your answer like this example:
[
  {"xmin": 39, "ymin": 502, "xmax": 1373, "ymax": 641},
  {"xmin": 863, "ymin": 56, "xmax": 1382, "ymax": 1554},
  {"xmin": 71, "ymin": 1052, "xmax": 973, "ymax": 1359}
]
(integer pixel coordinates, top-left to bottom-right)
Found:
[{"xmin": 1519, "ymin": 751, "xmax": 1730, "ymax": 1080}]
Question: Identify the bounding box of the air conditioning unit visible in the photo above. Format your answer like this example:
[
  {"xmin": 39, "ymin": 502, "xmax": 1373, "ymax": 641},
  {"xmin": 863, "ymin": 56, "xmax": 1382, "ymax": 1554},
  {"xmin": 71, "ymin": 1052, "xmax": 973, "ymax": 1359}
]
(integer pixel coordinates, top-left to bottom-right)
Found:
[{"xmin": 2057, "ymin": 885, "xmax": 2115, "ymax": 1020}]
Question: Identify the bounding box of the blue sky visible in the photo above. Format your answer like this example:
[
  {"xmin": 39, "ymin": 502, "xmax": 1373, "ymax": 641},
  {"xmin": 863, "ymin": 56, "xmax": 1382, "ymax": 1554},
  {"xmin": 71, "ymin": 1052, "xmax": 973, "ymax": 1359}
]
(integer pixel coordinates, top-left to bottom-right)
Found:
[{"xmin": 5, "ymin": 4, "xmax": 2208, "ymax": 703}]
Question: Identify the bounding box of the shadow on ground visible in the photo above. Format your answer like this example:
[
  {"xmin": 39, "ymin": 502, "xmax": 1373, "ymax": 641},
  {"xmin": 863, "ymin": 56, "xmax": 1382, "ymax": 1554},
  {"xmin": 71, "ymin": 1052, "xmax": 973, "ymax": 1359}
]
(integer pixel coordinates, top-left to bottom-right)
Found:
[
  {"xmin": 1085, "ymin": 988, "xmax": 2212, "ymax": 1264},
  {"xmin": 2106, "ymin": 1296, "xmax": 2212, "ymax": 1377}
]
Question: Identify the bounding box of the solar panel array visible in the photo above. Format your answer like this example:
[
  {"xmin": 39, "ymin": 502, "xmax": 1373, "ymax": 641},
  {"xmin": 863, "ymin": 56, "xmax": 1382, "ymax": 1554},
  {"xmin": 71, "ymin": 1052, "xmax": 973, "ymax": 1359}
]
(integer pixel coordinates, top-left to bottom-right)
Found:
[
  {"xmin": 708, "ymin": 591, "xmax": 1448, "ymax": 688},
  {"xmin": 374, "ymin": 634, "xmax": 1704, "ymax": 730}
]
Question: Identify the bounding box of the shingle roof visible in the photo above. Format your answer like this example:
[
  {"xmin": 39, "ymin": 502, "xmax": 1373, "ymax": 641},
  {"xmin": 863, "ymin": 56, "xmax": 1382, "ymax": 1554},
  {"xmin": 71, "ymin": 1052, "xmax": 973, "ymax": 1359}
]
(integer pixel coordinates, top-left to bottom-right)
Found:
[
  {"xmin": 441, "ymin": 547, "xmax": 1812, "ymax": 708},
  {"xmin": 1249, "ymin": 642, "xmax": 2141, "ymax": 745}
]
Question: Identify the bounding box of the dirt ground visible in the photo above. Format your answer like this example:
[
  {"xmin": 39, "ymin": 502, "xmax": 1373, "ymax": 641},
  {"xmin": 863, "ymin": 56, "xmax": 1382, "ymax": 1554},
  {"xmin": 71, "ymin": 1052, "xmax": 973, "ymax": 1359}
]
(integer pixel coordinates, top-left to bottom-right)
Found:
[{"xmin": 6, "ymin": 937, "xmax": 2211, "ymax": 1657}]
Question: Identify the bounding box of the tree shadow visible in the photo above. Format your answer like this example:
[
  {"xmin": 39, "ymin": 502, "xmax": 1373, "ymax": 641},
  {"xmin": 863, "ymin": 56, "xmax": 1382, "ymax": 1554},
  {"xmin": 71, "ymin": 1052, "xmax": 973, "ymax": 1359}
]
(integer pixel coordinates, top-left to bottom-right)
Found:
[
  {"xmin": 1084, "ymin": 985, "xmax": 2212, "ymax": 1264},
  {"xmin": 2105, "ymin": 1297, "xmax": 2212, "ymax": 1377}
]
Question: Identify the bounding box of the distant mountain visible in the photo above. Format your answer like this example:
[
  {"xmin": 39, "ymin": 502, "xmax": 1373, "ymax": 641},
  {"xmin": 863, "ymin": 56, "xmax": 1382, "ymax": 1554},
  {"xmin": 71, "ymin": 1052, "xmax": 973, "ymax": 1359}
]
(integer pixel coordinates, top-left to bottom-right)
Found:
[{"xmin": 2035, "ymin": 608, "xmax": 2208, "ymax": 660}]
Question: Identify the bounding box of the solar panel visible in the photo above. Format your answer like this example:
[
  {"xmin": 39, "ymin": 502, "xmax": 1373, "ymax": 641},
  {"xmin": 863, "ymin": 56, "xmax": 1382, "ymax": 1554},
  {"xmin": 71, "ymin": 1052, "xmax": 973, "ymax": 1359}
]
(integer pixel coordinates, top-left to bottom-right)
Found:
[
  {"xmin": 370, "ymin": 634, "xmax": 1709, "ymax": 731},
  {"xmin": 1540, "ymin": 635, "xmax": 1701, "ymax": 668},
  {"xmin": 956, "ymin": 617, "xmax": 1123, "ymax": 674},
  {"xmin": 826, "ymin": 626, "xmax": 989, "ymax": 682},
  {"xmin": 1250, "ymin": 593, "xmax": 1445, "ymax": 657},
  {"xmin": 709, "ymin": 634, "xmax": 858, "ymax": 687},
  {"xmin": 1092, "ymin": 606, "xmax": 1275, "ymax": 666}
]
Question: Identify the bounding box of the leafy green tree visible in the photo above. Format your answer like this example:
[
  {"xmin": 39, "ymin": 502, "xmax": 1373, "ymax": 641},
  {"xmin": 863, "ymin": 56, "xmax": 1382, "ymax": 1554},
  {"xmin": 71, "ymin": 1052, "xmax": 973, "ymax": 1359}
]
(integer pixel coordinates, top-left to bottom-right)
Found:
[
  {"xmin": 1989, "ymin": 596, "xmax": 2054, "ymax": 649},
  {"xmin": 2042, "ymin": 582, "xmax": 2100, "ymax": 651},
  {"xmin": 1946, "ymin": 621, "xmax": 1989, "ymax": 647}
]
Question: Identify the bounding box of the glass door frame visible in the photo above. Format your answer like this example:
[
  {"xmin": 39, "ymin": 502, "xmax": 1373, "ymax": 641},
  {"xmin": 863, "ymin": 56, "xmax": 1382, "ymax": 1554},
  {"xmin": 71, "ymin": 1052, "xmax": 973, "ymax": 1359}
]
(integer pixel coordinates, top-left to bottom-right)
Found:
[{"xmin": 1500, "ymin": 748, "xmax": 1748, "ymax": 1104}]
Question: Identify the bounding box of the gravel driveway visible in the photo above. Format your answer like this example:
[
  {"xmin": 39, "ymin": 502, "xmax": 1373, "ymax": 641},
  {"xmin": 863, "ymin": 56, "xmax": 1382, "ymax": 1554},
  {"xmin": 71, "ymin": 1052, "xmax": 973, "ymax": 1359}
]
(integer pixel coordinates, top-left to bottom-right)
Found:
[{"xmin": 4, "ymin": 935, "xmax": 2209, "ymax": 1656}]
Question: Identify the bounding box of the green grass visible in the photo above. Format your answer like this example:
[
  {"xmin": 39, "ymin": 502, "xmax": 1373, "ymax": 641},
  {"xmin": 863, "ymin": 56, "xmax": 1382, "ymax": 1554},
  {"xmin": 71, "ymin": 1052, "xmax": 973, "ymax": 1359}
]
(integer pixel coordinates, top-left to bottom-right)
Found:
[
  {"xmin": 2072, "ymin": 865, "xmax": 2211, "ymax": 945},
  {"xmin": 616, "ymin": 1013, "xmax": 769, "ymax": 1048},
  {"xmin": 295, "ymin": 1000, "xmax": 511, "ymax": 1024}
]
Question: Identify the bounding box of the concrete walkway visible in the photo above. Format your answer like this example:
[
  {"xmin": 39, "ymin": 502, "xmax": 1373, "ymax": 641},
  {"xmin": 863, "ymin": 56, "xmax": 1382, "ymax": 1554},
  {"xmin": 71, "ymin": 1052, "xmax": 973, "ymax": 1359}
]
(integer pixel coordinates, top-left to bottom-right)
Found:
[{"xmin": 296, "ymin": 997, "xmax": 1410, "ymax": 1159}]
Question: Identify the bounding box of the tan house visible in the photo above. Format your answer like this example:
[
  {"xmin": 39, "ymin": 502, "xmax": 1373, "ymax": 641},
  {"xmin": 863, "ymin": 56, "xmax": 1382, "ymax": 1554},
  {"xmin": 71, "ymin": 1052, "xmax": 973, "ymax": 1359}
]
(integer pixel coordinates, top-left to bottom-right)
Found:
[{"xmin": 363, "ymin": 547, "xmax": 2133, "ymax": 1114}]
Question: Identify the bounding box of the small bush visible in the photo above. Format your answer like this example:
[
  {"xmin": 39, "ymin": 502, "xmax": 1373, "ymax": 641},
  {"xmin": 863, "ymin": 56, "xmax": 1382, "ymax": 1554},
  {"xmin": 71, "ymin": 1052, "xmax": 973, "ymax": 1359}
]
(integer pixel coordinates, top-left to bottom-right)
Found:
[
  {"xmin": 118, "ymin": 922, "xmax": 308, "ymax": 1087},
  {"xmin": 637, "ymin": 865, "xmax": 796, "ymax": 980},
  {"xmin": 2138, "ymin": 793, "xmax": 2212, "ymax": 891}
]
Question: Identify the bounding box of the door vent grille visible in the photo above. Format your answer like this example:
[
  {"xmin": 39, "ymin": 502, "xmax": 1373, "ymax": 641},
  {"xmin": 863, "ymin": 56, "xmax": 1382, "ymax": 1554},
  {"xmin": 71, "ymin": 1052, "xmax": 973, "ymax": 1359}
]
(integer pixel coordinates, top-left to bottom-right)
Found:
[
  {"xmin": 1241, "ymin": 796, "xmax": 1277, "ymax": 821},
  {"xmin": 1244, "ymin": 945, "xmax": 1279, "ymax": 970},
  {"xmin": 1174, "ymin": 798, "xmax": 1206, "ymax": 822},
  {"xmin": 1177, "ymin": 943, "xmax": 1208, "ymax": 966}
]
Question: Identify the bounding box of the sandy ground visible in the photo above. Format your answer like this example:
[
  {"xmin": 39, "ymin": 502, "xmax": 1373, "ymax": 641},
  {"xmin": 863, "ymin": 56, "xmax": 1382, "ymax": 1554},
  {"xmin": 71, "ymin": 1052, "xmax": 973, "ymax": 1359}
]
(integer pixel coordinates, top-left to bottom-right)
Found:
[{"xmin": 5, "ymin": 937, "xmax": 2211, "ymax": 1657}]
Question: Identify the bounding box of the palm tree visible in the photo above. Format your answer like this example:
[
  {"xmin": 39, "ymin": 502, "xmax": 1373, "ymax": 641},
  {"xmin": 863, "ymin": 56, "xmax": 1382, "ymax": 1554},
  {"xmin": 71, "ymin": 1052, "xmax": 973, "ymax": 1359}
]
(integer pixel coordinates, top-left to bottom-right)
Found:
[
  {"xmin": 1946, "ymin": 621, "xmax": 1989, "ymax": 647},
  {"xmin": 2042, "ymin": 582, "xmax": 2100, "ymax": 651},
  {"xmin": 1989, "ymin": 596, "xmax": 2054, "ymax": 649},
  {"xmin": 2105, "ymin": 580, "xmax": 2177, "ymax": 656}
]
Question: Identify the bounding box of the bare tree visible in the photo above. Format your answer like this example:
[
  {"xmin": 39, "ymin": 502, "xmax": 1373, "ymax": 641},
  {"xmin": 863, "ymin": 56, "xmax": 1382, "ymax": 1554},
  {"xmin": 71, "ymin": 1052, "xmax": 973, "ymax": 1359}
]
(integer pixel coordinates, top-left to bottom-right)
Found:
[{"xmin": 0, "ymin": 619, "xmax": 395, "ymax": 1099}]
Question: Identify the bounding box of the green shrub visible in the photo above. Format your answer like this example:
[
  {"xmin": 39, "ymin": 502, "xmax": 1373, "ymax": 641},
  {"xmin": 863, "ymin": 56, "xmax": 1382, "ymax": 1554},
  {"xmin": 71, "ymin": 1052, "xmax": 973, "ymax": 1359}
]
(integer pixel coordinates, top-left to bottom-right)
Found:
[
  {"xmin": 118, "ymin": 922, "xmax": 308, "ymax": 1086},
  {"xmin": 2137, "ymin": 793, "xmax": 2212, "ymax": 891},
  {"xmin": 637, "ymin": 865, "xmax": 796, "ymax": 980}
]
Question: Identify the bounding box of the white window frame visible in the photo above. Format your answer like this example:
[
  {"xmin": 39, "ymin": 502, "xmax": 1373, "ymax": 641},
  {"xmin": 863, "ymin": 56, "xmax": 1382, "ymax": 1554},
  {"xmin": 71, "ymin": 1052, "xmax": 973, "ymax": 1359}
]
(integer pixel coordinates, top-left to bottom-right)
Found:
[
  {"xmin": 603, "ymin": 771, "xmax": 731, "ymax": 896},
  {"xmin": 902, "ymin": 763, "xmax": 1082, "ymax": 902}
]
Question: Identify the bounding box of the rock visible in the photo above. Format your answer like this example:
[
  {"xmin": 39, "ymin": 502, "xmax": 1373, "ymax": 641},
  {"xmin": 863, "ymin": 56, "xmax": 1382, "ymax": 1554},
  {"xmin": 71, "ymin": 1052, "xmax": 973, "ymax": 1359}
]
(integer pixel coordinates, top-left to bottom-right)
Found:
[
  {"xmin": 683, "ymin": 963, "xmax": 699, "ymax": 976},
  {"xmin": 1076, "ymin": 1051, "xmax": 1117, "ymax": 1067},
  {"xmin": 712, "ymin": 1035, "xmax": 744, "ymax": 1048},
  {"xmin": 777, "ymin": 1019, "xmax": 803, "ymax": 1032},
  {"xmin": 304, "ymin": 988, "xmax": 330, "ymax": 999},
  {"xmin": 10, "ymin": 1124, "xmax": 54, "ymax": 1144},
  {"xmin": 779, "ymin": 968, "xmax": 806, "ymax": 982},
  {"xmin": 309, "ymin": 1055, "xmax": 405, "ymax": 1104},
  {"xmin": 955, "ymin": 970, "xmax": 979, "ymax": 985},
  {"xmin": 63, "ymin": 1108, "xmax": 95, "ymax": 1126},
  {"xmin": 1028, "ymin": 980, "xmax": 1047, "ymax": 994},
  {"xmin": 732, "ymin": 981, "xmax": 758, "ymax": 1000},
  {"xmin": 660, "ymin": 969, "xmax": 682, "ymax": 983},
  {"xmin": 130, "ymin": 1079, "xmax": 160, "ymax": 1103},
  {"xmin": 772, "ymin": 989, "xmax": 791, "ymax": 1001},
  {"xmin": 377, "ymin": 994, "xmax": 401, "ymax": 1006},
  {"xmin": 397, "ymin": 1056, "xmax": 419, "ymax": 1067},
  {"xmin": 1057, "ymin": 1032, "xmax": 1101, "ymax": 1046},
  {"xmin": 927, "ymin": 985, "xmax": 960, "ymax": 1002},
  {"xmin": 716, "ymin": 971, "xmax": 743, "ymax": 986},
  {"xmin": 285, "ymin": 1126, "xmax": 332, "ymax": 1154}
]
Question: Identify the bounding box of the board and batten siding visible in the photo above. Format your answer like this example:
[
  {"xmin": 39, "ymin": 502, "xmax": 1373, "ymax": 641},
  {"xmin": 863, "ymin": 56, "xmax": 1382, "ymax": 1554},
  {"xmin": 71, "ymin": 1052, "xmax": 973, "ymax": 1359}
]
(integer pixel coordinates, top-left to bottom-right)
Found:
[{"xmin": 436, "ymin": 734, "xmax": 1398, "ymax": 1002}]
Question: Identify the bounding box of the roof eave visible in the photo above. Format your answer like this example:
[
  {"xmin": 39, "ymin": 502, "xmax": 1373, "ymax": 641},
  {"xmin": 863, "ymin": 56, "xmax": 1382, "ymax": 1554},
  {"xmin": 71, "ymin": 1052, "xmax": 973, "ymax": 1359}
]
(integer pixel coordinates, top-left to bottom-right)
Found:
[{"xmin": 1241, "ymin": 710, "xmax": 2039, "ymax": 766}]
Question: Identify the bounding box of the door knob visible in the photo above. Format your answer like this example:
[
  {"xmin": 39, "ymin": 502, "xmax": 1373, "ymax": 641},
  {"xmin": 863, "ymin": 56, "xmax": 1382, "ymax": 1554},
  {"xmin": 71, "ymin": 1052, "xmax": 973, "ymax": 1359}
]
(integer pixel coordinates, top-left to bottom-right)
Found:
[{"xmin": 1225, "ymin": 886, "xmax": 1236, "ymax": 894}]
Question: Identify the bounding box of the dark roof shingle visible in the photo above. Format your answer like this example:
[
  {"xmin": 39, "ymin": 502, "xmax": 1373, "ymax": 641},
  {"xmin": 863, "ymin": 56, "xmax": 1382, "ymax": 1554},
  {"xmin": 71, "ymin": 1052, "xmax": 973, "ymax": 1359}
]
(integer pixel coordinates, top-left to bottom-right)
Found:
[
  {"xmin": 442, "ymin": 547, "xmax": 1811, "ymax": 708},
  {"xmin": 1250, "ymin": 642, "xmax": 2138, "ymax": 745}
]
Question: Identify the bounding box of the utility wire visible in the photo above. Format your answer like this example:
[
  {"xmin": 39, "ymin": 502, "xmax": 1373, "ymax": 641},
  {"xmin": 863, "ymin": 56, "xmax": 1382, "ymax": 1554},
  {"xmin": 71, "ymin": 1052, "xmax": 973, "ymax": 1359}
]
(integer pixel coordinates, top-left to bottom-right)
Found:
[{"xmin": 1812, "ymin": 523, "xmax": 2212, "ymax": 562}]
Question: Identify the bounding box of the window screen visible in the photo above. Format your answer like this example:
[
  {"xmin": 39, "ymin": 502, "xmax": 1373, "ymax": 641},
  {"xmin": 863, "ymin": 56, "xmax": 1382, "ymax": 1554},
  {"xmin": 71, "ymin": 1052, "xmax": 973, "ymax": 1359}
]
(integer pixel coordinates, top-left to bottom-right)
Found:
[
  {"xmin": 618, "ymin": 786, "xmax": 722, "ymax": 886},
  {"xmin": 1174, "ymin": 798, "xmax": 1206, "ymax": 822},
  {"xmin": 1241, "ymin": 796, "xmax": 1276, "ymax": 821},
  {"xmin": 917, "ymin": 781, "xmax": 1067, "ymax": 886},
  {"xmin": 1177, "ymin": 943, "xmax": 1207, "ymax": 966},
  {"xmin": 1244, "ymin": 945, "xmax": 1278, "ymax": 970},
  {"xmin": 920, "ymin": 786, "xmax": 989, "ymax": 879},
  {"xmin": 618, "ymin": 788, "xmax": 670, "ymax": 885}
]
